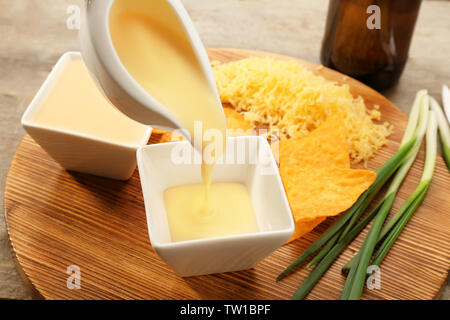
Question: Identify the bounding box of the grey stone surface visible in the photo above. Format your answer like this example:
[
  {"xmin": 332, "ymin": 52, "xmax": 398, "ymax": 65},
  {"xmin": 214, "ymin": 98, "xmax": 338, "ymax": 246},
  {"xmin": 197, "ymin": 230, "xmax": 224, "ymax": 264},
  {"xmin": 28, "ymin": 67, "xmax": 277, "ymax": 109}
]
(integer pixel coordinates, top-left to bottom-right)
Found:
[{"xmin": 0, "ymin": 0, "xmax": 448, "ymax": 299}]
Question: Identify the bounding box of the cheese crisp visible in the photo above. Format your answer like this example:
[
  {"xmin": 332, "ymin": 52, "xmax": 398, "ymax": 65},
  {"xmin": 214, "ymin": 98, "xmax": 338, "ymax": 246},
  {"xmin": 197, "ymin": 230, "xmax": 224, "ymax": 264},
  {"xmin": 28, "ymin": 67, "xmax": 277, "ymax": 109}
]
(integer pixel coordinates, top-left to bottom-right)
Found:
[{"xmin": 272, "ymin": 114, "xmax": 377, "ymax": 242}]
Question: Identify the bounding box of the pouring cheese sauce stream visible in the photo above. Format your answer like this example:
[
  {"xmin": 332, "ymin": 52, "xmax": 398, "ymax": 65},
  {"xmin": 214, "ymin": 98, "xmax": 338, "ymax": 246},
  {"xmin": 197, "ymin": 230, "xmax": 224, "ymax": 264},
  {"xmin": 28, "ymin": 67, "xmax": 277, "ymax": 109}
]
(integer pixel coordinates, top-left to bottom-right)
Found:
[{"xmin": 109, "ymin": 0, "xmax": 258, "ymax": 241}]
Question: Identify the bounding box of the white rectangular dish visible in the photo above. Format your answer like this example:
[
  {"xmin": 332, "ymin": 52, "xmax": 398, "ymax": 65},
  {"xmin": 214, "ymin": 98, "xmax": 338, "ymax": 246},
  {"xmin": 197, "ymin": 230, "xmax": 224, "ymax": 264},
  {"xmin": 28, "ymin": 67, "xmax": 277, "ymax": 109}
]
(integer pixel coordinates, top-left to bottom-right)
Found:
[
  {"xmin": 21, "ymin": 52, "xmax": 152, "ymax": 180},
  {"xmin": 137, "ymin": 136, "xmax": 294, "ymax": 276}
]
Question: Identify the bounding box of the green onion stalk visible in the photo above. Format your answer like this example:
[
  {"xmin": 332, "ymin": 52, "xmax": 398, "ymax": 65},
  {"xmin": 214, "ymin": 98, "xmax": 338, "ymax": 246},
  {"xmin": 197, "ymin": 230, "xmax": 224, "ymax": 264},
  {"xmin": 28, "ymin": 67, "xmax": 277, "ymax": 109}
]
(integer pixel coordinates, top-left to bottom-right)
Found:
[
  {"xmin": 430, "ymin": 96, "xmax": 450, "ymax": 171},
  {"xmin": 277, "ymin": 92, "xmax": 427, "ymax": 299},
  {"xmin": 340, "ymin": 91, "xmax": 429, "ymax": 299},
  {"xmin": 371, "ymin": 111, "xmax": 437, "ymax": 269},
  {"xmin": 290, "ymin": 198, "xmax": 389, "ymax": 300},
  {"xmin": 341, "ymin": 108, "xmax": 437, "ymax": 300},
  {"xmin": 341, "ymin": 90, "xmax": 430, "ymax": 277},
  {"xmin": 276, "ymin": 137, "xmax": 415, "ymax": 282}
]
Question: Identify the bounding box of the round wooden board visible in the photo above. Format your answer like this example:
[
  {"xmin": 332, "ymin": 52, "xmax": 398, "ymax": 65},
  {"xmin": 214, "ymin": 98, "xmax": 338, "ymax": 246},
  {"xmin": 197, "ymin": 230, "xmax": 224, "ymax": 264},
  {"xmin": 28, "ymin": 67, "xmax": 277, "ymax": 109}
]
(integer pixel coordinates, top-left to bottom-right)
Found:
[{"xmin": 5, "ymin": 49, "xmax": 450, "ymax": 300}]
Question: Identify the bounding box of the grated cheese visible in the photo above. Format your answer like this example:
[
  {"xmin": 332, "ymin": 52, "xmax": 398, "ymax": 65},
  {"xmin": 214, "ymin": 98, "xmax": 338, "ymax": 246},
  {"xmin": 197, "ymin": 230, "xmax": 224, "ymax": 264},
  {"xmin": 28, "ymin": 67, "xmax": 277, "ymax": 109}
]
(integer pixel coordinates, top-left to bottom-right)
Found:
[{"xmin": 213, "ymin": 57, "xmax": 393, "ymax": 165}]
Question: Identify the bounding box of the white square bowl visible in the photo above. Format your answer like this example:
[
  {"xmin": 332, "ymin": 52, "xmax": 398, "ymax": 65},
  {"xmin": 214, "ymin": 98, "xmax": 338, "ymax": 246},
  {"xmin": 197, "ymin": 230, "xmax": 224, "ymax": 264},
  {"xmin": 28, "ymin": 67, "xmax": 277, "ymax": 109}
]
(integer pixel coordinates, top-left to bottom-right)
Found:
[
  {"xmin": 21, "ymin": 52, "xmax": 152, "ymax": 180},
  {"xmin": 137, "ymin": 136, "xmax": 294, "ymax": 277}
]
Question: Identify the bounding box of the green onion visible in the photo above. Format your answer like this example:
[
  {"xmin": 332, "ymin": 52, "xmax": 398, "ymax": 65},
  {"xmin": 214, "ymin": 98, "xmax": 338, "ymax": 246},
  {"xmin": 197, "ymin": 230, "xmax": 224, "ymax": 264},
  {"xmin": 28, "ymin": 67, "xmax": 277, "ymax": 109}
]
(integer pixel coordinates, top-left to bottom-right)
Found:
[
  {"xmin": 341, "ymin": 92, "xmax": 430, "ymax": 276},
  {"xmin": 340, "ymin": 192, "xmax": 397, "ymax": 299},
  {"xmin": 291, "ymin": 198, "xmax": 383, "ymax": 300},
  {"xmin": 340, "ymin": 193, "xmax": 396, "ymax": 299},
  {"xmin": 374, "ymin": 92, "xmax": 430, "ymax": 240},
  {"xmin": 340, "ymin": 252, "xmax": 360, "ymax": 299},
  {"xmin": 371, "ymin": 186, "xmax": 428, "ymax": 267},
  {"xmin": 371, "ymin": 111, "xmax": 437, "ymax": 269},
  {"xmin": 306, "ymin": 231, "xmax": 340, "ymax": 268},
  {"xmin": 341, "ymin": 93, "xmax": 431, "ymax": 300},
  {"xmin": 284, "ymin": 139, "xmax": 416, "ymax": 299},
  {"xmin": 341, "ymin": 149, "xmax": 422, "ymax": 276},
  {"xmin": 401, "ymin": 90, "xmax": 427, "ymax": 146},
  {"xmin": 277, "ymin": 137, "xmax": 416, "ymax": 282},
  {"xmin": 430, "ymin": 96, "xmax": 450, "ymax": 170}
]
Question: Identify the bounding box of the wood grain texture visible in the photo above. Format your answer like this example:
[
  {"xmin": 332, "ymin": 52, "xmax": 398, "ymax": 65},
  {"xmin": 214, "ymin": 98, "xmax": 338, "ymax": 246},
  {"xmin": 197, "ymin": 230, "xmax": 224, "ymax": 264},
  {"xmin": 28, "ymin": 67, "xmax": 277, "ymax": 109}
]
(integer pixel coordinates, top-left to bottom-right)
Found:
[{"xmin": 4, "ymin": 49, "xmax": 450, "ymax": 300}]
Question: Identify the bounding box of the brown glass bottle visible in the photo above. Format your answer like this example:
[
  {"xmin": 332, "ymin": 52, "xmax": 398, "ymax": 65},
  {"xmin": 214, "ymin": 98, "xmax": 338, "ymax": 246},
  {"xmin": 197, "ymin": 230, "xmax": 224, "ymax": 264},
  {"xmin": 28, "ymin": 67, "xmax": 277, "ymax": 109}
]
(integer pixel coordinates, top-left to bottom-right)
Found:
[{"xmin": 320, "ymin": 0, "xmax": 422, "ymax": 91}]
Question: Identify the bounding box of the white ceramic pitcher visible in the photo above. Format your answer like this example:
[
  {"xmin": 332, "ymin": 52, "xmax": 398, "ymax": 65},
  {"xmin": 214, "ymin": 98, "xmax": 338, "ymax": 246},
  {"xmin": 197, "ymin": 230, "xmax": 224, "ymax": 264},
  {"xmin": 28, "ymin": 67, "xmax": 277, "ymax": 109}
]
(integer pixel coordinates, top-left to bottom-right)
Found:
[{"xmin": 79, "ymin": 0, "xmax": 222, "ymax": 137}]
